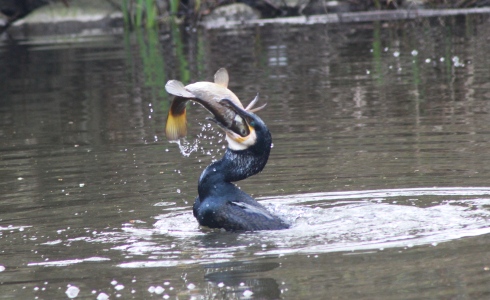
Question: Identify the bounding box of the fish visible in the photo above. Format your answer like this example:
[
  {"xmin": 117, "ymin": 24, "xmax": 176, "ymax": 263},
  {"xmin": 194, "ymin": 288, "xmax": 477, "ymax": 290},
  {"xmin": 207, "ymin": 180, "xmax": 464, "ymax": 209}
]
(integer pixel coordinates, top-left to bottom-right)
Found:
[{"xmin": 164, "ymin": 68, "xmax": 265, "ymax": 141}]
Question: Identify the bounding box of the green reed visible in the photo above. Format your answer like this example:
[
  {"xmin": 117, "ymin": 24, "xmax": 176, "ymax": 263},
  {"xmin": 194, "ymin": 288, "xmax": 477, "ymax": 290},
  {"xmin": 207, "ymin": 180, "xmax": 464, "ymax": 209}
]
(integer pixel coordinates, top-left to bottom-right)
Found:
[{"xmin": 122, "ymin": 0, "xmax": 160, "ymax": 29}]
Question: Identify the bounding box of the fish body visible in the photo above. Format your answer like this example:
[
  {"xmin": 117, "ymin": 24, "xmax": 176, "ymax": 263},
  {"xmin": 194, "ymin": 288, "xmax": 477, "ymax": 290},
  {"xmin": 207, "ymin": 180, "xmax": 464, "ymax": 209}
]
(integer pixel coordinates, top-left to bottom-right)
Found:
[{"xmin": 165, "ymin": 68, "xmax": 249, "ymax": 140}]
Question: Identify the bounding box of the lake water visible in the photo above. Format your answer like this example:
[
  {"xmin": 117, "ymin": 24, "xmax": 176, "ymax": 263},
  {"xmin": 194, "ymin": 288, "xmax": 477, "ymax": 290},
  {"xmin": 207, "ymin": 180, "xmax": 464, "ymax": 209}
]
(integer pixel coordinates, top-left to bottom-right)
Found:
[{"xmin": 1, "ymin": 13, "xmax": 490, "ymax": 299}]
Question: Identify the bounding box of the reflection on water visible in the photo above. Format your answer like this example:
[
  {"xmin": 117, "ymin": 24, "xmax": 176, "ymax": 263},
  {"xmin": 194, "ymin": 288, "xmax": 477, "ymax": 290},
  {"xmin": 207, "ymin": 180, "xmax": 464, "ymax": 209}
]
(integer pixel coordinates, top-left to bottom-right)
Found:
[{"xmin": 1, "ymin": 13, "xmax": 490, "ymax": 299}]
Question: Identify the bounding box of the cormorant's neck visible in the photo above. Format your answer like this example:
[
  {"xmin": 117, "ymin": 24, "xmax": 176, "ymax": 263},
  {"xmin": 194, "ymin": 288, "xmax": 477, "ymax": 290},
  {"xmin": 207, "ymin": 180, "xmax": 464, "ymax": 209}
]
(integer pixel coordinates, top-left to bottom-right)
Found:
[{"xmin": 197, "ymin": 130, "xmax": 271, "ymax": 199}]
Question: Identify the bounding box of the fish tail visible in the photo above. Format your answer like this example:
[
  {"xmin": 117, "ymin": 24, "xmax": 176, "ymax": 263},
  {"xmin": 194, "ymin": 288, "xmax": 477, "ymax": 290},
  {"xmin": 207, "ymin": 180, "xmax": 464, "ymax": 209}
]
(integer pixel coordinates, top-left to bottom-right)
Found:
[{"xmin": 165, "ymin": 98, "xmax": 188, "ymax": 140}]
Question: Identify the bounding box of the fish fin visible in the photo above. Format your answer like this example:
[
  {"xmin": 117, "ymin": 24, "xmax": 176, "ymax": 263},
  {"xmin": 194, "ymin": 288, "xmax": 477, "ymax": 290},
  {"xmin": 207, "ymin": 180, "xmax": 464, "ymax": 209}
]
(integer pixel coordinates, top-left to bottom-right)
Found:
[
  {"xmin": 248, "ymin": 103, "xmax": 267, "ymax": 113},
  {"xmin": 245, "ymin": 93, "xmax": 267, "ymax": 112},
  {"xmin": 165, "ymin": 104, "xmax": 187, "ymax": 140},
  {"xmin": 165, "ymin": 80, "xmax": 195, "ymax": 98},
  {"xmin": 214, "ymin": 68, "xmax": 229, "ymax": 87}
]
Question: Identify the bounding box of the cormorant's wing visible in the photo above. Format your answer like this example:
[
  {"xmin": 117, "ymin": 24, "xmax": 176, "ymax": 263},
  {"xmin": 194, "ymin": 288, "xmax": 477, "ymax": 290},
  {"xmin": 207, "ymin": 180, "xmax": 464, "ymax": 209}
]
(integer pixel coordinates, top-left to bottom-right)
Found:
[
  {"xmin": 230, "ymin": 202, "xmax": 275, "ymax": 220},
  {"xmin": 210, "ymin": 200, "xmax": 287, "ymax": 231}
]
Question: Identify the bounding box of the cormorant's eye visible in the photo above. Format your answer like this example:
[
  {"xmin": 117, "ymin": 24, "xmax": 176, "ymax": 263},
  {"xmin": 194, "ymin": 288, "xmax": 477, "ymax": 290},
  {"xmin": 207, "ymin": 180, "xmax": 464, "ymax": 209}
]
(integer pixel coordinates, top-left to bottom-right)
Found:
[{"xmin": 249, "ymin": 120, "xmax": 256, "ymax": 127}]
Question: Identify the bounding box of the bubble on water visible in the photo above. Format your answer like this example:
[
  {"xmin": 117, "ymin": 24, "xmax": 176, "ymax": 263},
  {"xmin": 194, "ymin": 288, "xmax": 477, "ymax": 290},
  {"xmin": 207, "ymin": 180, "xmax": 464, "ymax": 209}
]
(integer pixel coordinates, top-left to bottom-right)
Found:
[
  {"xmin": 411, "ymin": 50, "xmax": 418, "ymax": 56},
  {"xmin": 217, "ymin": 282, "xmax": 225, "ymax": 288},
  {"xmin": 148, "ymin": 286, "xmax": 156, "ymax": 293},
  {"xmin": 79, "ymin": 183, "xmax": 85, "ymax": 187},
  {"xmin": 115, "ymin": 284, "xmax": 124, "ymax": 291},
  {"xmin": 393, "ymin": 51, "xmax": 400, "ymax": 57},
  {"xmin": 425, "ymin": 58, "xmax": 431, "ymax": 63},
  {"xmin": 97, "ymin": 293, "xmax": 109, "ymax": 300},
  {"xmin": 187, "ymin": 283, "xmax": 196, "ymax": 290},
  {"xmin": 0, "ymin": 265, "xmax": 5, "ymax": 272},
  {"xmin": 65, "ymin": 286, "xmax": 80, "ymax": 298},
  {"xmin": 111, "ymin": 280, "xmax": 117, "ymax": 285}
]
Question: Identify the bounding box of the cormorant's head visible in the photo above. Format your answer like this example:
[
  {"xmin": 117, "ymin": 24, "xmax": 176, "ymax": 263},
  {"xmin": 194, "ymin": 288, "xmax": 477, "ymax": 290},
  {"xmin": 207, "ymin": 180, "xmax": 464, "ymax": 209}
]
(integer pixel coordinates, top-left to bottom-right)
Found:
[{"xmin": 211, "ymin": 96, "xmax": 270, "ymax": 152}]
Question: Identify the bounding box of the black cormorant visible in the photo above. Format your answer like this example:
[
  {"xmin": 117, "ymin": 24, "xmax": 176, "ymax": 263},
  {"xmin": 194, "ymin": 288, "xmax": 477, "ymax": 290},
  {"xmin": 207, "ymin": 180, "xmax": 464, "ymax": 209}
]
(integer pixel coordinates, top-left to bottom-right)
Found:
[{"xmin": 192, "ymin": 99, "xmax": 289, "ymax": 231}]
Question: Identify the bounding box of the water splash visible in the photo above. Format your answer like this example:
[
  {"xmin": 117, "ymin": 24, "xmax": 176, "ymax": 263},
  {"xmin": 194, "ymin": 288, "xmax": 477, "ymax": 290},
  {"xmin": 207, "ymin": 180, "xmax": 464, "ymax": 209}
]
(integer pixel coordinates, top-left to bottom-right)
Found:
[
  {"xmin": 50, "ymin": 187, "xmax": 490, "ymax": 268},
  {"xmin": 169, "ymin": 139, "xmax": 199, "ymax": 157}
]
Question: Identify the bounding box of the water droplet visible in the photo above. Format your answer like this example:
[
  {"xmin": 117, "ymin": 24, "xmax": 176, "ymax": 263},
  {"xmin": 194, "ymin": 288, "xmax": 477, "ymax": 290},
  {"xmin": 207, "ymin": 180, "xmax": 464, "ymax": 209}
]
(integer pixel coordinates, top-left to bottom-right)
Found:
[
  {"xmin": 155, "ymin": 286, "xmax": 164, "ymax": 294},
  {"xmin": 0, "ymin": 265, "xmax": 5, "ymax": 272},
  {"xmin": 243, "ymin": 290, "xmax": 254, "ymax": 297},
  {"xmin": 79, "ymin": 183, "xmax": 85, "ymax": 187},
  {"xmin": 65, "ymin": 286, "xmax": 80, "ymax": 298},
  {"xmin": 176, "ymin": 189, "xmax": 181, "ymax": 194},
  {"xmin": 97, "ymin": 293, "xmax": 109, "ymax": 300},
  {"xmin": 148, "ymin": 286, "xmax": 155, "ymax": 293},
  {"xmin": 393, "ymin": 51, "xmax": 400, "ymax": 57},
  {"xmin": 115, "ymin": 284, "xmax": 124, "ymax": 291},
  {"xmin": 111, "ymin": 280, "xmax": 118, "ymax": 285},
  {"xmin": 411, "ymin": 50, "xmax": 418, "ymax": 56},
  {"xmin": 187, "ymin": 283, "xmax": 196, "ymax": 290}
]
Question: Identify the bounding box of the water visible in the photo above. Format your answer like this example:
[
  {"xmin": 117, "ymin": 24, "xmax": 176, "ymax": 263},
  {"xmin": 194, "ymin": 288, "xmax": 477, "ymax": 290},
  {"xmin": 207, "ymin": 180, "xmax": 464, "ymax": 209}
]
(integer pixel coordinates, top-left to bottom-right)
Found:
[{"xmin": 2, "ymin": 14, "xmax": 490, "ymax": 299}]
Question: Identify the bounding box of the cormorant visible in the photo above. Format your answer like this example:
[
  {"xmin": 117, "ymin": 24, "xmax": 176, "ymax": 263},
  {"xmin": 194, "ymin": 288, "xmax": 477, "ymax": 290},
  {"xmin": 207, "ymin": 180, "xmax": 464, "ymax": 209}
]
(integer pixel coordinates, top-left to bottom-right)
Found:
[{"xmin": 192, "ymin": 99, "xmax": 289, "ymax": 231}]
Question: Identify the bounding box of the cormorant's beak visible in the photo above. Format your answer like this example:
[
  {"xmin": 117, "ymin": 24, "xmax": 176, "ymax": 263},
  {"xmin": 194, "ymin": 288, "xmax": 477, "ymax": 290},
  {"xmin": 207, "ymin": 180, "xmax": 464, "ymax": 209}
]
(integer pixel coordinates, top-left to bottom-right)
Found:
[{"xmin": 209, "ymin": 95, "xmax": 265, "ymax": 150}]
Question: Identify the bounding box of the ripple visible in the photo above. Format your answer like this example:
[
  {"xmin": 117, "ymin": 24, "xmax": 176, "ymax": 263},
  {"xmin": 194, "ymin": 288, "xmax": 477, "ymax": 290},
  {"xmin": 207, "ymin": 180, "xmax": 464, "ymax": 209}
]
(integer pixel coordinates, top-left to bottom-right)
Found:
[{"xmin": 75, "ymin": 187, "xmax": 490, "ymax": 267}]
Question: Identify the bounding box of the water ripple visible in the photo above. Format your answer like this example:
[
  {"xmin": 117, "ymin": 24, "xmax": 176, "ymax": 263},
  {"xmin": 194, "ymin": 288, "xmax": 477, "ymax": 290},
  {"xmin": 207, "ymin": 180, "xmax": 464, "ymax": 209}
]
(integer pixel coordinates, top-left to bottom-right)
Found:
[{"xmin": 100, "ymin": 187, "xmax": 490, "ymax": 267}]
